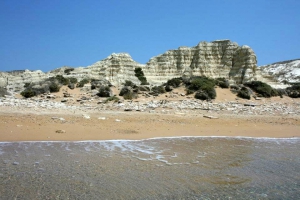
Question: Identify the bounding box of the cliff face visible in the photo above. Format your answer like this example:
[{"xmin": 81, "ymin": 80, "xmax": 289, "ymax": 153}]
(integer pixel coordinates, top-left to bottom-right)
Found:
[
  {"xmin": 2, "ymin": 40, "xmax": 261, "ymax": 92},
  {"xmin": 143, "ymin": 40, "xmax": 257, "ymax": 84},
  {"xmin": 85, "ymin": 53, "xmax": 143, "ymax": 86},
  {"xmin": 0, "ymin": 70, "xmax": 49, "ymax": 92}
]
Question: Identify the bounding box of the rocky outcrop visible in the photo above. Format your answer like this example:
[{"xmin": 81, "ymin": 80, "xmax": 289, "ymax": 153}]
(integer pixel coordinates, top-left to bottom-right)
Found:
[
  {"xmin": 143, "ymin": 40, "xmax": 257, "ymax": 84},
  {"xmin": 2, "ymin": 40, "xmax": 262, "ymax": 92},
  {"xmin": 1, "ymin": 70, "xmax": 49, "ymax": 92},
  {"xmin": 259, "ymin": 59, "xmax": 300, "ymax": 83},
  {"xmin": 85, "ymin": 53, "xmax": 143, "ymax": 86}
]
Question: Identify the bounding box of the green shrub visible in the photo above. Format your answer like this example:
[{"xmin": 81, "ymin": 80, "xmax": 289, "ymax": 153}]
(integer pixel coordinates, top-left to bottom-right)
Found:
[
  {"xmin": 134, "ymin": 68, "xmax": 148, "ymax": 85},
  {"xmin": 194, "ymin": 87, "xmax": 216, "ymax": 100},
  {"xmin": 104, "ymin": 96, "xmax": 119, "ymax": 103},
  {"xmin": 244, "ymin": 81, "xmax": 278, "ymax": 98},
  {"xmin": 165, "ymin": 85, "xmax": 173, "ymax": 92},
  {"xmin": 24, "ymin": 82, "xmax": 31, "ymax": 88},
  {"xmin": 98, "ymin": 86, "xmax": 112, "ymax": 97},
  {"xmin": 69, "ymin": 77, "xmax": 78, "ymax": 84},
  {"xmin": 64, "ymin": 68, "xmax": 74, "ymax": 74},
  {"xmin": 187, "ymin": 76, "xmax": 216, "ymax": 92},
  {"xmin": 185, "ymin": 89, "xmax": 194, "ymax": 95},
  {"xmin": 286, "ymin": 83, "xmax": 300, "ymax": 98},
  {"xmin": 124, "ymin": 80, "xmax": 136, "ymax": 87},
  {"xmin": 76, "ymin": 78, "xmax": 89, "ymax": 88},
  {"xmin": 230, "ymin": 85, "xmax": 240, "ymax": 90},
  {"xmin": 166, "ymin": 77, "xmax": 182, "ymax": 88},
  {"xmin": 237, "ymin": 87, "xmax": 251, "ymax": 99},
  {"xmin": 52, "ymin": 75, "xmax": 69, "ymax": 85},
  {"xmin": 49, "ymin": 82, "xmax": 60, "ymax": 93},
  {"xmin": 151, "ymin": 85, "xmax": 166, "ymax": 94},
  {"xmin": 185, "ymin": 76, "xmax": 216, "ymax": 99},
  {"xmin": 21, "ymin": 89, "xmax": 36, "ymax": 98},
  {"xmin": 216, "ymin": 78, "xmax": 229, "ymax": 88}
]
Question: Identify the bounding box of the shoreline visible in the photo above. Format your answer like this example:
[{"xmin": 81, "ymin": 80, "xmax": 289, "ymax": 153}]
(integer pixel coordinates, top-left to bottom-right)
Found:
[
  {"xmin": 1, "ymin": 136, "xmax": 300, "ymax": 143},
  {"xmin": 1, "ymin": 110, "xmax": 299, "ymax": 142}
]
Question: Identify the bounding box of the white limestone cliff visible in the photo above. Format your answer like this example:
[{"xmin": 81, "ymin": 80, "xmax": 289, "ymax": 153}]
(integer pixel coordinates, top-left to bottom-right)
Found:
[
  {"xmin": 142, "ymin": 40, "xmax": 257, "ymax": 84},
  {"xmin": 85, "ymin": 53, "xmax": 143, "ymax": 86}
]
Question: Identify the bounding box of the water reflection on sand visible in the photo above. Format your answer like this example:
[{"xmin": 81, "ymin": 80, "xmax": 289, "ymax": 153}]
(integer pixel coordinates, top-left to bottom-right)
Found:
[{"xmin": 0, "ymin": 137, "xmax": 299, "ymax": 199}]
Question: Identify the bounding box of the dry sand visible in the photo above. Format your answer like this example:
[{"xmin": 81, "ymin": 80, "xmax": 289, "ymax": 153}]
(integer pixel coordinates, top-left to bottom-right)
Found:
[{"xmin": 1, "ymin": 87, "xmax": 300, "ymax": 141}]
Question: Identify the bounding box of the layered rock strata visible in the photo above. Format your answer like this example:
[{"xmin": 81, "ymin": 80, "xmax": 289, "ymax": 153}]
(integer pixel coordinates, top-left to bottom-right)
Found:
[
  {"xmin": 142, "ymin": 40, "xmax": 257, "ymax": 84},
  {"xmin": 85, "ymin": 53, "xmax": 143, "ymax": 86},
  {"xmin": 0, "ymin": 70, "xmax": 49, "ymax": 92},
  {"xmin": 2, "ymin": 40, "xmax": 261, "ymax": 92}
]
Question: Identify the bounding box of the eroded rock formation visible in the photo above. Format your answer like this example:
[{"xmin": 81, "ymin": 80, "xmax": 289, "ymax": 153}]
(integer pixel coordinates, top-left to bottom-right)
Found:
[
  {"xmin": 85, "ymin": 53, "xmax": 143, "ymax": 86},
  {"xmin": 0, "ymin": 70, "xmax": 49, "ymax": 92},
  {"xmin": 143, "ymin": 40, "xmax": 257, "ymax": 84},
  {"xmin": 2, "ymin": 40, "xmax": 262, "ymax": 92}
]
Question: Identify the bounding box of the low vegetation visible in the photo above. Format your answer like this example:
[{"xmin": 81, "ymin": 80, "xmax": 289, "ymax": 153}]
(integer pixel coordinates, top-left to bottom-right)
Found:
[
  {"xmin": 104, "ymin": 96, "xmax": 119, "ymax": 103},
  {"xmin": 244, "ymin": 81, "xmax": 278, "ymax": 98},
  {"xmin": 134, "ymin": 68, "xmax": 148, "ymax": 85},
  {"xmin": 286, "ymin": 83, "xmax": 300, "ymax": 98},
  {"xmin": 76, "ymin": 78, "xmax": 90, "ymax": 88},
  {"xmin": 237, "ymin": 87, "xmax": 251, "ymax": 100},
  {"xmin": 97, "ymin": 85, "xmax": 112, "ymax": 97},
  {"xmin": 185, "ymin": 76, "xmax": 216, "ymax": 100}
]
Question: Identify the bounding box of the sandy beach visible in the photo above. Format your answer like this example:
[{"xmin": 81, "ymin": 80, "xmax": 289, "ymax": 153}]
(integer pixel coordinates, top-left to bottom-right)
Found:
[
  {"xmin": 1, "ymin": 87, "xmax": 300, "ymax": 141},
  {"xmin": 1, "ymin": 110, "xmax": 299, "ymax": 142}
]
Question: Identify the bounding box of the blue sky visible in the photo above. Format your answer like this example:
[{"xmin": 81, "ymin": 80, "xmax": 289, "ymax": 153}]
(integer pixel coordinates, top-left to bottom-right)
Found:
[{"xmin": 0, "ymin": 0, "xmax": 299, "ymax": 72}]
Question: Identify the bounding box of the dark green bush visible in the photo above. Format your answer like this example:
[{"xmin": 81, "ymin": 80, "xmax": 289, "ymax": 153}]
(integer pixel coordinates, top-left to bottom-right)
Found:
[
  {"xmin": 49, "ymin": 82, "xmax": 60, "ymax": 93},
  {"xmin": 185, "ymin": 76, "xmax": 216, "ymax": 99},
  {"xmin": 244, "ymin": 81, "xmax": 278, "ymax": 98},
  {"xmin": 194, "ymin": 87, "xmax": 216, "ymax": 100},
  {"xmin": 185, "ymin": 89, "xmax": 194, "ymax": 95},
  {"xmin": 98, "ymin": 86, "xmax": 112, "ymax": 97},
  {"xmin": 134, "ymin": 68, "xmax": 148, "ymax": 85},
  {"xmin": 69, "ymin": 77, "xmax": 78, "ymax": 84},
  {"xmin": 166, "ymin": 77, "xmax": 182, "ymax": 88},
  {"xmin": 286, "ymin": 83, "xmax": 300, "ymax": 98},
  {"xmin": 151, "ymin": 85, "xmax": 166, "ymax": 94},
  {"xmin": 76, "ymin": 79, "xmax": 89, "ymax": 88},
  {"xmin": 230, "ymin": 85, "xmax": 240, "ymax": 90},
  {"xmin": 187, "ymin": 76, "xmax": 216, "ymax": 92},
  {"xmin": 216, "ymin": 78, "xmax": 229, "ymax": 88},
  {"xmin": 51, "ymin": 75, "xmax": 69, "ymax": 85},
  {"xmin": 165, "ymin": 85, "xmax": 173, "ymax": 92},
  {"xmin": 237, "ymin": 87, "xmax": 251, "ymax": 99},
  {"xmin": 124, "ymin": 80, "xmax": 136, "ymax": 87},
  {"xmin": 64, "ymin": 68, "xmax": 74, "ymax": 74},
  {"xmin": 24, "ymin": 82, "xmax": 31, "ymax": 88},
  {"xmin": 21, "ymin": 89, "xmax": 36, "ymax": 98}
]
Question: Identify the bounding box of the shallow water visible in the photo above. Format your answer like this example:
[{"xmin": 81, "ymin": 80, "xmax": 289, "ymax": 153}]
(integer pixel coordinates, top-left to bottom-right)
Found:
[{"xmin": 0, "ymin": 137, "xmax": 299, "ymax": 199}]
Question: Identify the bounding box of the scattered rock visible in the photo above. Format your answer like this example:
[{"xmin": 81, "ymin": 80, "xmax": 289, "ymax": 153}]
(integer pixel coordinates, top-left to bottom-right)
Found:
[
  {"xmin": 203, "ymin": 115, "xmax": 219, "ymax": 119},
  {"xmin": 56, "ymin": 130, "xmax": 66, "ymax": 133}
]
